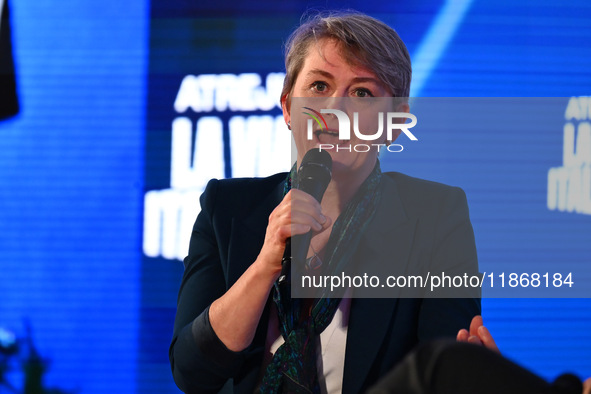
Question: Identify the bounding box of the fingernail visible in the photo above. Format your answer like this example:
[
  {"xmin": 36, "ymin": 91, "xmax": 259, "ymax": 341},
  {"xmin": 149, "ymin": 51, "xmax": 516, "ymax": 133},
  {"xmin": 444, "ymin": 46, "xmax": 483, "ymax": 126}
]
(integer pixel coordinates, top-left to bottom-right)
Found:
[{"xmin": 319, "ymin": 214, "xmax": 327, "ymax": 224}]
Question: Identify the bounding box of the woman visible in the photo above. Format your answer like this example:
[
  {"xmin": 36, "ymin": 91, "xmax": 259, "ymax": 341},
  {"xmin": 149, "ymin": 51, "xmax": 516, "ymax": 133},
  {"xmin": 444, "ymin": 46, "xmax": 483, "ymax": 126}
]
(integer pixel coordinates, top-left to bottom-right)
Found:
[{"xmin": 169, "ymin": 11, "xmax": 492, "ymax": 394}]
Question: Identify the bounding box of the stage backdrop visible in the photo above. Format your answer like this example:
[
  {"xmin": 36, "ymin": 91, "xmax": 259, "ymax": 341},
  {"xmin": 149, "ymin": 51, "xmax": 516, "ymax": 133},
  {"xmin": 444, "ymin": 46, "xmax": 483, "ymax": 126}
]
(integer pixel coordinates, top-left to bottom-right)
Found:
[{"xmin": 0, "ymin": 0, "xmax": 590, "ymax": 393}]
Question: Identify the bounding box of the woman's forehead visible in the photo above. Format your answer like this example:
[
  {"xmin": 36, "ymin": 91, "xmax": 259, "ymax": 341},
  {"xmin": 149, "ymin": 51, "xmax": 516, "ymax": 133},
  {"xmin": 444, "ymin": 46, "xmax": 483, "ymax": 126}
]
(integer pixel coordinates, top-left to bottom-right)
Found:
[{"xmin": 299, "ymin": 38, "xmax": 378, "ymax": 79}]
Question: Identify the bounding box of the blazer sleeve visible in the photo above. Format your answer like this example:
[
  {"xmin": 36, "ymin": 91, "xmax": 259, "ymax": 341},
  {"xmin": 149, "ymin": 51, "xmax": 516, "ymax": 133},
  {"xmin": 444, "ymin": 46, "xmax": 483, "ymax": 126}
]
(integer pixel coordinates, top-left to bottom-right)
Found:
[
  {"xmin": 169, "ymin": 179, "xmax": 245, "ymax": 393},
  {"xmin": 417, "ymin": 186, "xmax": 481, "ymax": 340}
]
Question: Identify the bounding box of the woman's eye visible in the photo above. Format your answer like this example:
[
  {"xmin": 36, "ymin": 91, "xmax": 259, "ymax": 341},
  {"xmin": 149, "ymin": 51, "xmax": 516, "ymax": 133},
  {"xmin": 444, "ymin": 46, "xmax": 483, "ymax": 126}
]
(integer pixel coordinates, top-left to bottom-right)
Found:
[
  {"xmin": 354, "ymin": 89, "xmax": 373, "ymax": 98},
  {"xmin": 312, "ymin": 82, "xmax": 328, "ymax": 92}
]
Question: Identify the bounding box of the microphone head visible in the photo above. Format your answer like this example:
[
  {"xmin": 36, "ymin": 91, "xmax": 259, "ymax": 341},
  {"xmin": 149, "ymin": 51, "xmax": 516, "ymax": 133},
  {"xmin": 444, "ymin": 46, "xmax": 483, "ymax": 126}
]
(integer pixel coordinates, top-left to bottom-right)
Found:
[{"xmin": 297, "ymin": 149, "xmax": 332, "ymax": 202}]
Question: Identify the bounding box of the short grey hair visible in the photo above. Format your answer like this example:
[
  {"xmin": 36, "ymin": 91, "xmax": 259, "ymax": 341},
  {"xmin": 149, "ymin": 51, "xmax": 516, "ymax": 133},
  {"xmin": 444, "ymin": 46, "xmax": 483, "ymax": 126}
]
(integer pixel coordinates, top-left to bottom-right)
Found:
[{"xmin": 281, "ymin": 11, "xmax": 412, "ymax": 100}]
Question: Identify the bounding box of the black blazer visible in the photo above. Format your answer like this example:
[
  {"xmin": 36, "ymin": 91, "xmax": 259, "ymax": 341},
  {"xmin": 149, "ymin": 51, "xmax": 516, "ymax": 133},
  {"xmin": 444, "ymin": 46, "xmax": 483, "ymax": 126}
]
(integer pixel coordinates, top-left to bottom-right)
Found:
[{"xmin": 170, "ymin": 172, "xmax": 481, "ymax": 394}]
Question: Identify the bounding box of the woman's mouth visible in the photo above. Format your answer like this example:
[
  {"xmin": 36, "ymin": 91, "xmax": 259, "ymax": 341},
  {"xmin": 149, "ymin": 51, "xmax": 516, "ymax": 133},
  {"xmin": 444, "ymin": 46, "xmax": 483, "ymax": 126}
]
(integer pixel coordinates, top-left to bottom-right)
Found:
[{"xmin": 315, "ymin": 129, "xmax": 346, "ymax": 145}]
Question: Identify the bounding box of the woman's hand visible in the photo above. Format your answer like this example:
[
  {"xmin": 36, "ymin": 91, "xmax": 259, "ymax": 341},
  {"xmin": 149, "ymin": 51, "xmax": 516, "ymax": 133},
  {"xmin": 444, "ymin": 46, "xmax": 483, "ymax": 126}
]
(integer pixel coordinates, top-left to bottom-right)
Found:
[
  {"xmin": 456, "ymin": 315, "xmax": 499, "ymax": 353},
  {"xmin": 257, "ymin": 189, "xmax": 332, "ymax": 274}
]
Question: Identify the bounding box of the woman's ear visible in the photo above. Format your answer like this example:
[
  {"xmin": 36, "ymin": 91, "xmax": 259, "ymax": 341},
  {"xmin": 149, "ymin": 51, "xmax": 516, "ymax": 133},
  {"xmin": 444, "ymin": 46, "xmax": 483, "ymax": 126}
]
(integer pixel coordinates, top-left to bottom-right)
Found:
[
  {"xmin": 387, "ymin": 102, "xmax": 410, "ymax": 145},
  {"xmin": 396, "ymin": 101, "xmax": 410, "ymax": 114},
  {"xmin": 281, "ymin": 94, "xmax": 291, "ymax": 129}
]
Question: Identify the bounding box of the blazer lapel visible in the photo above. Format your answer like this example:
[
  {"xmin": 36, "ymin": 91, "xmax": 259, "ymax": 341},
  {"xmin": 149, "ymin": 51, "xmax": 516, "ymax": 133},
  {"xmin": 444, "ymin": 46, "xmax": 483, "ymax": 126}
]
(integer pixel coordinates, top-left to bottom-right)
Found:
[
  {"xmin": 343, "ymin": 174, "xmax": 418, "ymax": 394},
  {"xmin": 226, "ymin": 178, "xmax": 285, "ymax": 286}
]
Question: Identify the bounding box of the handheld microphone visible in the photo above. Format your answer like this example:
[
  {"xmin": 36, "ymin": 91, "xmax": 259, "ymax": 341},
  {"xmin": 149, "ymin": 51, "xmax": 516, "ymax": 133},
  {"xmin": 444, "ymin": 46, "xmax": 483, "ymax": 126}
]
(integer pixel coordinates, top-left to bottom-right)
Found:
[{"xmin": 278, "ymin": 149, "xmax": 332, "ymax": 284}]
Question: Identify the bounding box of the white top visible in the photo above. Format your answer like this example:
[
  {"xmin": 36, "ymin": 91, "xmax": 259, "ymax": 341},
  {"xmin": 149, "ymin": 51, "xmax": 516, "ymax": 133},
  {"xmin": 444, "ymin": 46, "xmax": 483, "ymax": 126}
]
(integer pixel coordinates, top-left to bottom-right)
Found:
[{"xmin": 262, "ymin": 296, "xmax": 352, "ymax": 394}]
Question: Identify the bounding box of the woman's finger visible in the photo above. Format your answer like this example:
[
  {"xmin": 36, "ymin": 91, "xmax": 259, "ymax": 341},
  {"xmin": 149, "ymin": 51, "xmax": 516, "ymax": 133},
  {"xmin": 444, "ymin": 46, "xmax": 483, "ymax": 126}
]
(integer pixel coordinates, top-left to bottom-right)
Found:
[
  {"xmin": 457, "ymin": 328, "xmax": 469, "ymax": 342},
  {"xmin": 469, "ymin": 315, "xmax": 483, "ymax": 337},
  {"xmin": 478, "ymin": 325, "xmax": 500, "ymax": 353}
]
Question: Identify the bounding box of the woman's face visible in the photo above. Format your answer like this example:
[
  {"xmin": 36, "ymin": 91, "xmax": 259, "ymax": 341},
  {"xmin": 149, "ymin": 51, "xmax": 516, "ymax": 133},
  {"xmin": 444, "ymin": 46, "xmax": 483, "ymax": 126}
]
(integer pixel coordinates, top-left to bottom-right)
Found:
[{"xmin": 282, "ymin": 38, "xmax": 395, "ymax": 177}]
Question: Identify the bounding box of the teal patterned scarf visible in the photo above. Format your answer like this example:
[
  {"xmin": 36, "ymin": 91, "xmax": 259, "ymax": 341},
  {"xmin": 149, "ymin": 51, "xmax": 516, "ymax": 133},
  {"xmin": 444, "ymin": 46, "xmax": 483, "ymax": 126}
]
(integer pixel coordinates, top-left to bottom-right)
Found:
[{"xmin": 260, "ymin": 161, "xmax": 383, "ymax": 393}]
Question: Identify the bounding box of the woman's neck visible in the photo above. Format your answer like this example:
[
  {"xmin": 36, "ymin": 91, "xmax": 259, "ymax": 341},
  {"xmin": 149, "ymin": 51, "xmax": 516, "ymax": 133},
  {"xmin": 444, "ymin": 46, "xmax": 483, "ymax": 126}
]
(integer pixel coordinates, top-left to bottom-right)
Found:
[{"xmin": 320, "ymin": 159, "xmax": 377, "ymax": 218}]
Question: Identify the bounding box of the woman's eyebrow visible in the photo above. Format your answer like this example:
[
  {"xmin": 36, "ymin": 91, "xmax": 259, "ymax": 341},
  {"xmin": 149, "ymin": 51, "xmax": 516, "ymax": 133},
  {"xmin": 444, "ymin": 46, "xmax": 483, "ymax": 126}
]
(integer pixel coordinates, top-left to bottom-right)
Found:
[
  {"xmin": 351, "ymin": 77, "xmax": 381, "ymax": 84},
  {"xmin": 306, "ymin": 69, "xmax": 380, "ymax": 85},
  {"xmin": 306, "ymin": 69, "xmax": 334, "ymax": 80}
]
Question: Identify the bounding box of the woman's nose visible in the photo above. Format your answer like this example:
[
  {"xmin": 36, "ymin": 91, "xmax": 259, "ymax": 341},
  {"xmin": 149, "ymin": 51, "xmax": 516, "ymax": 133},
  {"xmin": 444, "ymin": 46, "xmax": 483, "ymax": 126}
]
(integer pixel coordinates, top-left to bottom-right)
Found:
[{"xmin": 323, "ymin": 95, "xmax": 349, "ymax": 112}]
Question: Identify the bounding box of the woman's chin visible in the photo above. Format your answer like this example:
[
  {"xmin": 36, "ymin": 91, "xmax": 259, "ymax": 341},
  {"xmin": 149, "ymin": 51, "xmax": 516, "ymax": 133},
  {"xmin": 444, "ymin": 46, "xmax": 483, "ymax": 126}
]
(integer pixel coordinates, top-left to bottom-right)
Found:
[
  {"xmin": 328, "ymin": 151, "xmax": 378, "ymax": 177},
  {"xmin": 295, "ymin": 142, "xmax": 379, "ymax": 176}
]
